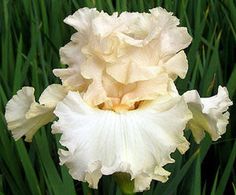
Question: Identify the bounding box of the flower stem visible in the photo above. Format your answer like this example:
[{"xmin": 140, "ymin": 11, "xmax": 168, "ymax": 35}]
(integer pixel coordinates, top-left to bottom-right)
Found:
[{"xmin": 113, "ymin": 172, "xmax": 135, "ymax": 195}]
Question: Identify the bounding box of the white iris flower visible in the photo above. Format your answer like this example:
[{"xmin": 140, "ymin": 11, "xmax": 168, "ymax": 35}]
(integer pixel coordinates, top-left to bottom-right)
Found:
[{"xmin": 5, "ymin": 7, "xmax": 232, "ymax": 192}]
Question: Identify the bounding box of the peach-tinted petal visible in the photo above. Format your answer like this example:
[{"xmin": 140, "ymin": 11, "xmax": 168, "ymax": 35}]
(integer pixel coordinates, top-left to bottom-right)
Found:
[
  {"xmin": 106, "ymin": 63, "xmax": 162, "ymax": 84},
  {"xmin": 121, "ymin": 74, "xmax": 171, "ymax": 106},
  {"xmin": 81, "ymin": 58, "xmax": 108, "ymax": 106},
  {"xmin": 57, "ymin": 7, "xmax": 193, "ymax": 109}
]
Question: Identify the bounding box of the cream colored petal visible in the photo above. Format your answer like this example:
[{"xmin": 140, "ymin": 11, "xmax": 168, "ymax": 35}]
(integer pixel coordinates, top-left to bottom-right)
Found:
[
  {"xmin": 25, "ymin": 102, "xmax": 52, "ymax": 119},
  {"xmin": 83, "ymin": 81, "xmax": 107, "ymax": 106},
  {"xmin": 81, "ymin": 58, "xmax": 108, "ymax": 106},
  {"xmin": 53, "ymin": 41, "xmax": 87, "ymax": 90},
  {"xmin": 121, "ymin": 74, "xmax": 170, "ymax": 106},
  {"xmin": 91, "ymin": 12, "xmax": 121, "ymax": 37},
  {"xmin": 5, "ymin": 87, "xmax": 53, "ymax": 142},
  {"xmin": 52, "ymin": 92, "xmax": 191, "ymax": 192},
  {"xmin": 63, "ymin": 8, "xmax": 99, "ymax": 37},
  {"xmin": 149, "ymin": 7, "xmax": 179, "ymax": 27},
  {"xmin": 53, "ymin": 68, "xmax": 87, "ymax": 91},
  {"xmin": 39, "ymin": 84, "xmax": 68, "ymax": 107},
  {"xmin": 101, "ymin": 74, "xmax": 138, "ymax": 110},
  {"xmin": 102, "ymin": 74, "xmax": 127, "ymax": 98},
  {"xmin": 105, "ymin": 42, "xmax": 162, "ymax": 84},
  {"xmin": 159, "ymin": 27, "xmax": 192, "ymax": 56},
  {"xmin": 160, "ymin": 51, "xmax": 188, "ymax": 79},
  {"xmin": 59, "ymin": 41, "xmax": 85, "ymax": 65},
  {"xmin": 117, "ymin": 7, "xmax": 180, "ymax": 47},
  {"xmin": 106, "ymin": 63, "xmax": 162, "ymax": 84},
  {"xmin": 183, "ymin": 86, "xmax": 233, "ymax": 143},
  {"xmin": 57, "ymin": 7, "xmax": 192, "ymax": 101},
  {"xmin": 5, "ymin": 85, "xmax": 68, "ymax": 142},
  {"xmin": 116, "ymin": 13, "xmax": 154, "ymax": 47}
]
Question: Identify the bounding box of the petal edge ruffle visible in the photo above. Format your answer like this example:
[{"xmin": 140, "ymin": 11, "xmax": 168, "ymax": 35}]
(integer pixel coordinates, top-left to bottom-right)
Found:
[
  {"xmin": 52, "ymin": 91, "xmax": 192, "ymax": 192},
  {"xmin": 183, "ymin": 86, "xmax": 233, "ymax": 143}
]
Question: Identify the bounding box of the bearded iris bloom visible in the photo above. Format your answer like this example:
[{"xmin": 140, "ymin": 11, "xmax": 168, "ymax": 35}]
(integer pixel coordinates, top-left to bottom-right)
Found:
[{"xmin": 5, "ymin": 7, "xmax": 232, "ymax": 192}]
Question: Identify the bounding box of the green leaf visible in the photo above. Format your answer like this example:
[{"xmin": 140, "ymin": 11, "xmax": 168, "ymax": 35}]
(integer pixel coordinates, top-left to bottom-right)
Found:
[{"xmin": 216, "ymin": 141, "xmax": 236, "ymax": 195}]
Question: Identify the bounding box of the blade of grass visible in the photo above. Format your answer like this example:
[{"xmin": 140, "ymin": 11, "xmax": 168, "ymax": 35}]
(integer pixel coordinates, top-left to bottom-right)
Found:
[
  {"xmin": 227, "ymin": 64, "xmax": 236, "ymax": 98},
  {"xmin": 13, "ymin": 35, "xmax": 24, "ymax": 93},
  {"xmin": 190, "ymin": 155, "xmax": 201, "ymax": 195},
  {"xmin": 216, "ymin": 141, "xmax": 236, "ymax": 195},
  {"xmin": 15, "ymin": 141, "xmax": 42, "ymax": 195},
  {"xmin": 155, "ymin": 149, "xmax": 199, "ymax": 195},
  {"xmin": 210, "ymin": 168, "xmax": 219, "ymax": 195}
]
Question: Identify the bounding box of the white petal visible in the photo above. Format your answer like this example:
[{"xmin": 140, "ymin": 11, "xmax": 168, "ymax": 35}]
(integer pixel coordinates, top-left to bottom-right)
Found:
[
  {"xmin": 183, "ymin": 86, "xmax": 233, "ymax": 143},
  {"xmin": 52, "ymin": 91, "xmax": 192, "ymax": 192},
  {"xmin": 5, "ymin": 85, "xmax": 67, "ymax": 142}
]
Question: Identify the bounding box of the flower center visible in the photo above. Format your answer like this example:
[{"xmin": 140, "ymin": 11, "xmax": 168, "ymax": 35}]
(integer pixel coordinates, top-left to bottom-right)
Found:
[{"xmin": 99, "ymin": 101, "xmax": 142, "ymax": 113}]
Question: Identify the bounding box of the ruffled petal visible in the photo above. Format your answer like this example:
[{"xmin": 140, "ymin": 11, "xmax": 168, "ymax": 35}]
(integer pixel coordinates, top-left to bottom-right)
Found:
[
  {"xmin": 55, "ymin": 7, "xmax": 192, "ymax": 109},
  {"xmin": 159, "ymin": 27, "xmax": 192, "ymax": 56},
  {"xmin": 160, "ymin": 51, "xmax": 188, "ymax": 79},
  {"xmin": 5, "ymin": 85, "xmax": 68, "ymax": 142},
  {"xmin": 53, "ymin": 42, "xmax": 87, "ymax": 91},
  {"xmin": 117, "ymin": 7, "xmax": 180, "ymax": 47},
  {"xmin": 5, "ymin": 87, "xmax": 52, "ymax": 141},
  {"xmin": 80, "ymin": 58, "xmax": 108, "ymax": 106},
  {"xmin": 63, "ymin": 7, "xmax": 99, "ymax": 41},
  {"xmin": 183, "ymin": 86, "xmax": 233, "ymax": 143},
  {"xmin": 121, "ymin": 74, "xmax": 171, "ymax": 106},
  {"xmin": 52, "ymin": 91, "xmax": 192, "ymax": 192},
  {"xmin": 106, "ymin": 44, "xmax": 161, "ymax": 84},
  {"xmin": 106, "ymin": 63, "xmax": 162, "ymax": 84},
  {"xmin": 59, "ymin": 41, "xmax": 85, "ymax": 66},
  {"xmin": 91, "ymin": 12, "xmax": 121, "ymax": 37},
  {"xmin": 53, "ymin": 68, "xmax": 87, "ymax": 91},
  {"xmin": 39, "ymin": 84, "xmax": 68, "ymax": 107}
]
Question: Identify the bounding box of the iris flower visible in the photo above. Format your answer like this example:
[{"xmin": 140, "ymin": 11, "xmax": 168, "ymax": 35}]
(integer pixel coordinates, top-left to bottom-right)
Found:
[{"xmin": 5, "ymin": 7, "xmax": 232, "ymax": 192}]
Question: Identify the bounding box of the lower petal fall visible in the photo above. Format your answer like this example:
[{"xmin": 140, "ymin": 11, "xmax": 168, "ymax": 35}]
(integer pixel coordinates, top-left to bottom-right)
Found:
[{"xmin": 52, "ymin": 91, "xmax": 191, "ymax": 192}]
